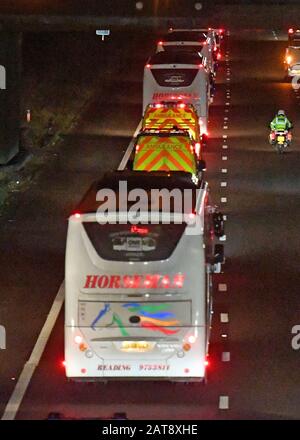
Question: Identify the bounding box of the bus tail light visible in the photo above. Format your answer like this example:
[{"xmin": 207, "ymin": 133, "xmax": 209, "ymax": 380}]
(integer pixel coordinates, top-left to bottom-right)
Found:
[
  {"xmin": 74, "ymin": 335, "xmax": 83, "ymax": 344},
  {"xmin": 62, "ymin": 360, "xmax": 66, "ymax": 368},
  {"xmin": 183, "ymin": 343, "xmax": 191, "ymax": 352},
  {"xmin": 217, "ymin": 52, "xmax": 222, "ymax": 60},
  {"xmin": 188, "ymin": 335, "xmax": 196, "ymax": 344}
]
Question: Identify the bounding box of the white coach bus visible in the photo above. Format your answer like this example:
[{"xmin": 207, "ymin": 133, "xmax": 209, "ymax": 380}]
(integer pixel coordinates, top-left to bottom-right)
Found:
[
  {"xmin": 65, "ymin": 171, "xmax": 224, "ymax": 382},
  {"xmin": 143, "ymin": 51, "xmax": 211, "ymax": 138}
]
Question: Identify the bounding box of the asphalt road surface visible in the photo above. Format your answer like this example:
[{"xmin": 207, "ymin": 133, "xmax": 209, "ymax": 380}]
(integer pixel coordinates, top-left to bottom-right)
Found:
[{"xmin": 0, "ymin": 28, "xmax": 300, "ymax": 420}]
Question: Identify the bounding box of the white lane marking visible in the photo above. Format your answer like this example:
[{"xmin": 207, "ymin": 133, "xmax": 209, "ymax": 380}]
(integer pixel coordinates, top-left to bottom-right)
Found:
[
  {"xmin": 222, "ymin": 145, "xmax": 228, "ymax": 150},
  {"xmin": 220, "ymin": 313, "xmax": 229, "ymax": 323},
  {"xmin": 219, "ymin": 235, "xmax": 227, "ymax": 241},
  {"xmin": 221, "ymin": 168, "xmax": 227, "ymax": 173},
  {"xmin": 221, "ymin": 197, "xmax": 227, "ymax": 203},
  {"xmin": 223, "ymin": 126, "xmax": 228, "ymax": 130},
  {"xmin": 118, "ymin": 121, "xmax": 142, "ymax": 170},
  {"xmin": 221, "ymin": 182, "xmax": 227, "ymax": 187},
  {"xmin": 221, "ymin": 333, "xmax": 228, "ymax": 338},
  {"xmin": 218, "ymin": 283, "xmax": 227, "ymax": 292},
  {"xmin": 2, "ymin": 284, "xmax": 65, "ymax": 420},
  {"xmin": 1, "ymin": 120, "xmax": 143, "ymax": 420},
  {"xmin": 219, "ymin": 396, "xmax": 229, "ymax": 410},
  {"xmin": 223, "ymin": 134, "xmax": 228, "ymax": 139},
  {"xmin": 224, "ymin": 117, "xmax": 228, "ymax": 121},
  {"xmin": 222, "ymin": 352, "xmax": 231, "ymax": 362},
  {"xmin": 223, "ymin": 215, "xmax": 227, "ymax": 221},
  {"xmin": 225, "ymin": 109, "xmax": 229, "ymax": 113},
  {"xmin": 222, "ymin": 156, "xmax": 228, "ymax": 160},
  {"xmin": 226, "ymin": 101, "xmax": 230, "ymax": 105}
]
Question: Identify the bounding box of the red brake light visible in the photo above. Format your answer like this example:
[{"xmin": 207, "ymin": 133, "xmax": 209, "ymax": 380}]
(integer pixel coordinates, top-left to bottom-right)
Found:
[
  {"xmin": 198, "ymin": 64, "xmax": 203, "ymax": 69},
  {"xmin": 73, "ymin": 212, "xmax": 81, "ymax": 219},
  {"xmin": 289, "ymin": 28, "xmax": 294, "ymax": 34},
  {"xmin": 158, "ymin": 41, "xmax": 163, "ymax": 45},
  {"xmin": 219, "ymin": 28, "xmax": 224, "ymax": 34},
  {"xmin": 204, "ymin": 360, "xmax": 209, "ymax": 367},
  {"xmin": 217, "ymin": 52, "xmax": 221, "ymax": 60}
]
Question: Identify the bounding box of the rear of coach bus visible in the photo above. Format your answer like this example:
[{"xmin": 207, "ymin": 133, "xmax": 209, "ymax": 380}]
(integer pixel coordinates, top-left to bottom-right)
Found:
[{"xmin": 64, "ymin": 185, "xmax": 210, "ymax": 381}]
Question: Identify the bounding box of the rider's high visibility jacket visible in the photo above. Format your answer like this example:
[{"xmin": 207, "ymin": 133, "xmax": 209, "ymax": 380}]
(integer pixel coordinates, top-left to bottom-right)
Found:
[{"xmin": 270, "ymin": 115, "xmax": 292, "ymax": 131}]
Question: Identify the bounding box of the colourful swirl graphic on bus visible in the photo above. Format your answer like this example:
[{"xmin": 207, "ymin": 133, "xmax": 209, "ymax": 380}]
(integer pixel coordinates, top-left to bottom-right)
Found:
[
  {"xmin": 123, "ymin": 303, "xmax": 180, "ymax": 335},
  {"xmin": 90, "ymin": 302, "xmax": 180, "ymax": 336}
]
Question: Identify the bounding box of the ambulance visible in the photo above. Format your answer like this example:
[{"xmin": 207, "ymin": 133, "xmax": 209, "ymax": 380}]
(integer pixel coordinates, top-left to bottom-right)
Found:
[
  {"xmin": 142, "ymin": 101, "xmax": 201, "ymax": 143},
  {"xmin": 128, "ymin": 129, "xmax": 205, "ymax": 177}
]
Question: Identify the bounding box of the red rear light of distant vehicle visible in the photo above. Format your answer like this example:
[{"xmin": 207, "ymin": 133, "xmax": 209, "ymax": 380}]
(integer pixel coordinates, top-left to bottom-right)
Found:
[
  {"xmin": 289, "ymin": 28, "xmax": 294, "ymax": 34},
  {"xmin": 217, "ymin": 52, "xmax": 222, "ymax": 60}
]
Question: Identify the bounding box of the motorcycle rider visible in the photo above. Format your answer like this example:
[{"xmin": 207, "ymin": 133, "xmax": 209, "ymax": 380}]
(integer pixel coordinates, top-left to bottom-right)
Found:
[{"xmin": 269, "ymin": 110, "xmax": 293, "ymax": 144}]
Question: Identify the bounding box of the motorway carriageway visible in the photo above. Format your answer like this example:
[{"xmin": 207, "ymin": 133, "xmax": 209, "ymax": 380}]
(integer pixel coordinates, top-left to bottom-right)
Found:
[{"xmin": 0, "ymin": 28, "xmax": 300, "ymax": 420}]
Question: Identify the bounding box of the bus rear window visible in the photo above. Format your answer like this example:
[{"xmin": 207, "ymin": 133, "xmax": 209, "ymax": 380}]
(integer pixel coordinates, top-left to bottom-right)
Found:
[
  {"xmin": 83, "ymin": 222, "xmax": 186, "ymax": 262},
  {"xmin": 151, "ymin": 69, "xmax": 199, "ymax": 87}
]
